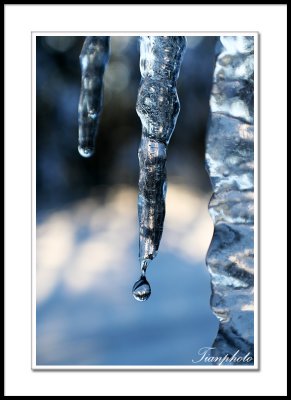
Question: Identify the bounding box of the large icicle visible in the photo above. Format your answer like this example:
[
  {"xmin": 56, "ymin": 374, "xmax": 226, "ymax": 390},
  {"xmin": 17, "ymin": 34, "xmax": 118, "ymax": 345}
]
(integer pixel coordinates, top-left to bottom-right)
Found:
[
  {"xmin": 206, "ymin": 36, "xmax": 255, "ymax": 364},
  {"xmin": 78, "ymin": 36, "xmax": 110, "ymax": 158},
  {"xmin": 132, "ymin": 36, "xmax": 186, "ymax": 301}
]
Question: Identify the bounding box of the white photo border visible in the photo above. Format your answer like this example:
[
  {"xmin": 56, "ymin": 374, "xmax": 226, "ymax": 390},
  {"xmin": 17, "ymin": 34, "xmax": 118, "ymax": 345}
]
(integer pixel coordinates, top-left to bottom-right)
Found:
[{"xmin": 5, "ymin": 4, "xmax": 287, "ymax": 397}]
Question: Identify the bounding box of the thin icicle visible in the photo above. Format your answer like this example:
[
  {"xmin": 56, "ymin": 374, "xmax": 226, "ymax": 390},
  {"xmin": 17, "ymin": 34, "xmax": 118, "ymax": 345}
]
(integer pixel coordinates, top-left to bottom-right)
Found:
[
  {"xmin": 136, "ymin": 36, "xmax": 186, "ymax": 271},
  {"xmin": 78, "ymin": 36, "xmax": 110, "ymax": 158}
]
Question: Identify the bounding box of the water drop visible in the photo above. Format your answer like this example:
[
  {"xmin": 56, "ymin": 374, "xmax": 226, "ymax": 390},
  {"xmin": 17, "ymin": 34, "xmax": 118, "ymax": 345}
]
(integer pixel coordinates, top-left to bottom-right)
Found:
[
  {"xmin": 132, "ymin": 275, "xmax": 151, "ymax": 302},
  {"xmin": 78, "ymin": 146, "xmax": 95, "ymax": 158}
]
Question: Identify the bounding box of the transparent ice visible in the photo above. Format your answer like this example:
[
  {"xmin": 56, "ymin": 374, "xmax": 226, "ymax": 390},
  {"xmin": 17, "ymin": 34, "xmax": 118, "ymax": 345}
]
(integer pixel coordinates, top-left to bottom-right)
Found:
[
  {"xmin": 133, "ymin": 36, "xmax": 186, "ymax": 296},
  {"xmin": 206, "ymin": 36, "xmax": 254, "ymax": 365},
  {"xmin": 78, "ymin": 36, "xmax": 110, "ymax": 157}
]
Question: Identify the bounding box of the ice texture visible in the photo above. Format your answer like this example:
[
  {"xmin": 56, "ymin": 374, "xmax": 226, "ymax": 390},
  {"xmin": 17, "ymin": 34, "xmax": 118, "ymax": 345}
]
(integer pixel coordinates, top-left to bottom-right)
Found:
[
  {"xmin": 206, "ymin": 36, "xmax": 254, "ymax": 365},
  {"xmin": 78, "ymin": 36, "xmax": 110, "ymax": 157},
  {"xmin": 136, "ymin": 36, "xmax": 186, "ymax": 263}
]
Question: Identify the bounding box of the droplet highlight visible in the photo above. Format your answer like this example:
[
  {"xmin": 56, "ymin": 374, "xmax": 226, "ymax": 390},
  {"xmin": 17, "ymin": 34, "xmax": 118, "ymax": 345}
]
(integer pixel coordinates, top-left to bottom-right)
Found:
[
  {"xmin": 78, "ymin": 146, "xmax": 95, "ymax": 158},
  {"xmin": 132, "ymin": 275, "xmax": 151, "ymax": 302}
]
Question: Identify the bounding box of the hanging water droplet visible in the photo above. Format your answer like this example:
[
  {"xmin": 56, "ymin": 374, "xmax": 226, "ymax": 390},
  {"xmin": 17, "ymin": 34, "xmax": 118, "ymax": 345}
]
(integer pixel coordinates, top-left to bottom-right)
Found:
[
  {"xmin": 132, "ymin": 275, "xmax": 151, "ymax": 302},
  {"xmin": 132, "ymin": 260, "xmax": 151, "ymax": 301},
  {"xmin": 78, "ymin": 145, "xmax": 95, "ymax": 158}
]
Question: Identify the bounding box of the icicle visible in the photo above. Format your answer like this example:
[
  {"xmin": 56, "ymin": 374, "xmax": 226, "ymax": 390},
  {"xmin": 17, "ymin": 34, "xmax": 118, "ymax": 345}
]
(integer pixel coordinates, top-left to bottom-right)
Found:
[
  {"xmin": 206, "ymin": 36, "xmax": 254, "ymax": 364},
  {"xmin": 78, "ymin": 36, "xmax": 110, "ymax": 158},
  {"xmin": 132, "ymin": 36, "xmax": 186, "ymax": 301}
]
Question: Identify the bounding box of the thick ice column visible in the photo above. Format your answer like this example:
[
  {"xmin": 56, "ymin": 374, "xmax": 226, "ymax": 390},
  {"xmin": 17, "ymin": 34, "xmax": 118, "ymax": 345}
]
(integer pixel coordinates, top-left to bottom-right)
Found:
[
  {"xmin": 78, "ymin": 36, "xmax": 110, "ymax": 158},
  {"xmin": 136, "ymin": 36, "xmax": 186, "ymax": 267},
  {"xmin": 206, "ymin": 36, "xmax": 255, "ymax": 364}
]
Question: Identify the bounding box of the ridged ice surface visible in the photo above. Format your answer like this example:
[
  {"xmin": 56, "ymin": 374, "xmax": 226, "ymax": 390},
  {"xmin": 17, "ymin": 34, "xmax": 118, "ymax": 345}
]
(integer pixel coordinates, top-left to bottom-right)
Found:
[
  {"xmin": 78, "ymin": 36, "xmax": 110, "ymax": 157},
  {"xmin": 206, "ymin": 36, "xmax": 254, "ymax": 365},
  {"xmin": 136, "ymin": 36, "xmax": 186, "ymax": 268}
]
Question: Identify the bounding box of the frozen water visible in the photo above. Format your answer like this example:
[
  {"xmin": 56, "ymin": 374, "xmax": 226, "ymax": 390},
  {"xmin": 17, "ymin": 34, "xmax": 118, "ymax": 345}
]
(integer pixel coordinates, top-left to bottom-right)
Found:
[
  {"xmin": 78, "ymin": 36, "xmax": 110, "ymax": 157},
  {"xmin": 206, "ymin": 36, "xmax": 254, "ymax": 365},
  {"xmin": 136, "ymin": 36, "xmax": 186, "ymax": 267}
]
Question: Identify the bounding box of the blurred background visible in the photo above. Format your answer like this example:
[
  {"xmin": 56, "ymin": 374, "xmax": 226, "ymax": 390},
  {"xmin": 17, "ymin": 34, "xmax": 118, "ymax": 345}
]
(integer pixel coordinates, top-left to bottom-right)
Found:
[{"xmin": 36, "ymin": 36, "xmax": 219, "ymax": 366}]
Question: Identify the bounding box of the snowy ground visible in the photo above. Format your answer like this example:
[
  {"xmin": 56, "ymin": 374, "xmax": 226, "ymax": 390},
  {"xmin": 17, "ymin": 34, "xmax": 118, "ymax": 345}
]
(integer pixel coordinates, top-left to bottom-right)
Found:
[{"xmin": 36, "ymin": 183, "xmax": 218, "ymax": 366}]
